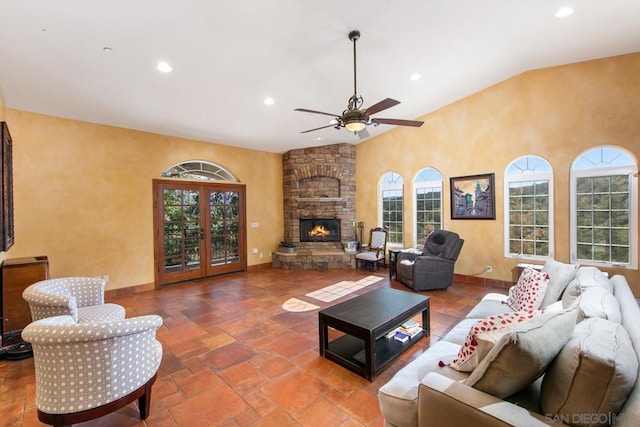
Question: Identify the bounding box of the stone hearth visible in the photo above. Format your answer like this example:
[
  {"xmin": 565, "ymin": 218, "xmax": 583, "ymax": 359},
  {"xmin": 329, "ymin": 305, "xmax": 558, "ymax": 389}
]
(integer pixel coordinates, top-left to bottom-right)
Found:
[
  {"xmin": 273, "ymin": 143, "xmax": 357, "ymax": 270},
  {"xmin": 272, "ymin": 249, "xmax": 356, "ymax": 270}
]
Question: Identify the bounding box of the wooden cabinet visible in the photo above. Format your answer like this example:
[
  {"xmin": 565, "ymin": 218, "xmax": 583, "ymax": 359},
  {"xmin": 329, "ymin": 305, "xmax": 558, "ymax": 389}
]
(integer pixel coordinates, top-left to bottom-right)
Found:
[{"xmin": 1, "ymin": 256, "xmax": 49, "ymax": 342}]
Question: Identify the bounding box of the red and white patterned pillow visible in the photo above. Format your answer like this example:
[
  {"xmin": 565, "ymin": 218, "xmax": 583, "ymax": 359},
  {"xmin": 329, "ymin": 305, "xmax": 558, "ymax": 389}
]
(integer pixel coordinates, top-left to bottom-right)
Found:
[
  {"xmin": 507, "ymin": 267, "xmax": 550, "ymax": 311},
  {"xmin": 448, "ymin": 310, "xmax": 540, "ymax": 372}
]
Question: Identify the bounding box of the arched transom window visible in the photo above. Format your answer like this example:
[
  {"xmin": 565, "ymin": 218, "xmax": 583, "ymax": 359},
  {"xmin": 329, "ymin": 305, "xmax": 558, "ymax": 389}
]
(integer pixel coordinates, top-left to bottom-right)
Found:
[{"xmin": 162, "ymin": 161, "xmax": 239, "ymax": 182}]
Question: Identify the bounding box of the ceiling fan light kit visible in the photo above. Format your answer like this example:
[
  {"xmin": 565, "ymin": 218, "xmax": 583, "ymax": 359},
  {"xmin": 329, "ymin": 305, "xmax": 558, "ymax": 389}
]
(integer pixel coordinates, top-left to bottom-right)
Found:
[
  {"xmin": 295, "ymin": 30, "xmax": 424, "ymax": 138},
  {"xmin": 345, "ymin": 120, "xmax": 366, "ymax": 133}
]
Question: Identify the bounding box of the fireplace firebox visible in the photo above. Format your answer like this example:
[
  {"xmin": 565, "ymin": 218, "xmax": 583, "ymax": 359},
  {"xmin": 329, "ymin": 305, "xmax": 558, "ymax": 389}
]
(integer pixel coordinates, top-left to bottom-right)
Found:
[{"xmin": 300, "ymin": 218, "xmax": 341, "ymax": 243}]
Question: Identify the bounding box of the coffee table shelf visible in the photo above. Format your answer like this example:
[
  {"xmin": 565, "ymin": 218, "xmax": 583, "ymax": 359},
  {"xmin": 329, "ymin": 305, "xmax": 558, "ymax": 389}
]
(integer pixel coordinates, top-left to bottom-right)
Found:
[
  {"xmin": 327, "ymin": 330, "xmax": 426, "ymax": 372},
  {"xmin": 319, "ymin": 287, "xmax": 429, "ymax": 381}
]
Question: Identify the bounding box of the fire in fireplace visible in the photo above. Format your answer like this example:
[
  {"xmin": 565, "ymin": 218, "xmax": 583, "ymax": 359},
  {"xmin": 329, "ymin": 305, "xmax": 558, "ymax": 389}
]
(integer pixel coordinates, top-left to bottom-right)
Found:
[{"xmin": 300, "ymin": 218, "xmax": 341, "ymax": 242}]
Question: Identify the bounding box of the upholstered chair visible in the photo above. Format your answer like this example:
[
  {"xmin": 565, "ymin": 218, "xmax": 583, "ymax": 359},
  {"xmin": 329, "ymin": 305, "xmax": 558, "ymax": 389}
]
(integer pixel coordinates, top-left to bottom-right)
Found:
[
  {"xmin": 23, "ymin": 277, "xmax": 125, "ymax": 323},
  {"xmin": 22, "ymin": 314, "xmax": 163, "ymax": 426},
  {"xmin": 396, "ymin": 229, "xmax": 464, "ymax": 291},
  {"xmin": 355, "ymin": 227, "xmax": 388, "ymax": 269}
]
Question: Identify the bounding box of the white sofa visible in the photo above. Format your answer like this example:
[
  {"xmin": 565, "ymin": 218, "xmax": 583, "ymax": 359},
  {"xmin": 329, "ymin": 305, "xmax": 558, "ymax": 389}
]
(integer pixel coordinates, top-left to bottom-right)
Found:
[{"xmin": 379, "ymin": 263, "xmax": 640, "ymax": 427}]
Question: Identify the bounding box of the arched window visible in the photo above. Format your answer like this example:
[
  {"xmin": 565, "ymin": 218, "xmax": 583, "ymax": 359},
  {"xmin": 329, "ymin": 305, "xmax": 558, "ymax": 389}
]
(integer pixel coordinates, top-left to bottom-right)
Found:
[
  {"xmin": 380, "ymin": 172, "xmax": 404, "ymax": 245},
  {"xmin": 414, "ymin": 168, "xmax": 443, "ymax": 247},
  {"xmin": 504, "ymin": 156, "xmax": 554, "ymax": 259},
  {"xmin": 162, "ymin": 160, "xmax": 239, "ymax": 182},
  {"xmin": 570, "ymin": 146, "xmax": 638, "ymax": 268}
]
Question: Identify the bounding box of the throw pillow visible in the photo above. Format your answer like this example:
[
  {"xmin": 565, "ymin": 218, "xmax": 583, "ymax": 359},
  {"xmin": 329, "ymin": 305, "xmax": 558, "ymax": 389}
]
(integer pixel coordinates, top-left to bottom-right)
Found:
[
  {"xmin": 506, "ymin": 267, "xmax": 550, "ymax": 311},
  {"xmin": 449, "ymin": 310, "xmax": 540, "ymax": 372},
  {"xmin": 541, "ymin": 318, "xmax": 638, "ymax": 427},
  {"xmin": 465, "ymin": 308, "xmax": 578, "ymax": 398},
  {"xmin": 539, "ymin": 260, "xmax": 579, "ymax": 308},
  {"xmin": 575, "ymin": 267, "xmax": 613, "ymax": 292},
  {"xmin": 561, "ymin": 279, "xmax": 581, "ymax": 308}
]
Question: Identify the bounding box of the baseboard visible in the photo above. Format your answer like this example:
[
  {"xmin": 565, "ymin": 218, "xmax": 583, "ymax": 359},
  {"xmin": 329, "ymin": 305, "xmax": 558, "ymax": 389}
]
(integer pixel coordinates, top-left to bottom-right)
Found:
[
  {"xmin": 105, "ymin": 282, "xmax": 154, "ymax": 299},
  {"xmin": 248, "ymin": 262, "xmax": 272, "ymax": 271},
  {"xmin": 453, "ymin": 273, "xmax": 513, "ymax": 289}
]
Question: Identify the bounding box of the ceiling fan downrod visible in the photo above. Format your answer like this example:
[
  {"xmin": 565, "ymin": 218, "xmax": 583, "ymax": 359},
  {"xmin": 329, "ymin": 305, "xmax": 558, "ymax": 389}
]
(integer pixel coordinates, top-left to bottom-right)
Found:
[{"xmin": 347, "ymin": 30, "xmax": 363, "ymax": 111}]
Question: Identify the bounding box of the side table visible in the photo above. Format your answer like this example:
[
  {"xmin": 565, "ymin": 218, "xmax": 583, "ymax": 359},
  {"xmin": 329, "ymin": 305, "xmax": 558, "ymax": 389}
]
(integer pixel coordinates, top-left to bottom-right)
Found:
[{"xmin": 388, "ymin": 249, "xmax": 401, "ymax": 279}]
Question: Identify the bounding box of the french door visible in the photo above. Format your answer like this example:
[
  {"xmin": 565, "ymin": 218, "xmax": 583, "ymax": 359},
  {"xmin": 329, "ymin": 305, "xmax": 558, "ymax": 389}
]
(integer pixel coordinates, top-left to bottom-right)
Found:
[{"xmin": 153, "ymin": 179, "xmax": 247, "ymax": 287}]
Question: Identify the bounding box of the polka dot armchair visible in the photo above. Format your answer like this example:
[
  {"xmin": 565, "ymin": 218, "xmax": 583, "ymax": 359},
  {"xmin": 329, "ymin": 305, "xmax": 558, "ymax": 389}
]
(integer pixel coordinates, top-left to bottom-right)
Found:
[
  {"xmin": 22, "ymin": 277, "xmax": 125, "ymax": 324},
  {"xmin": 22, "ymin": 313, "xmax": 163, "ymax": 425}
]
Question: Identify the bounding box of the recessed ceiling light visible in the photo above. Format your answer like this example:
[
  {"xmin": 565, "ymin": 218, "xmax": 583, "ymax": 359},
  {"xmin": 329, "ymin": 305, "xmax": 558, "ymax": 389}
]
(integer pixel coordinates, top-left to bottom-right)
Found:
[
  {"xmin": 315, "ymin": 137, "xmax": 322, "ymax": 141},
  {"xmin": 264, "ymin": 97, "xmax": 275, "ymax": 106},
  {"xmin": 410, "ymin": 73, "xmax": 421, "ymax": 81},
  {"xmin": 103, "ymin": 47, "xmax": 114, "ymax": 54},
  {"xmin": 329, "ymin": 119, "xmax": 338, "ymax": 125},
  {"xmin": 157, "ymin": 61, "xmax": 172, "ymax": 73},
  {"xmin": 555, "ymin": 7, "xmax": 574, "ymax": 18}
]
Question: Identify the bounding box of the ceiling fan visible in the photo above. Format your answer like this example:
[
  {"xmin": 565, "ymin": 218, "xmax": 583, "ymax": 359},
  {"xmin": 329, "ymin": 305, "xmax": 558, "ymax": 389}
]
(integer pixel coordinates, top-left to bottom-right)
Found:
[{"xmin": 295, "ymin": 30, "xmax": 424, "ymax": 138}]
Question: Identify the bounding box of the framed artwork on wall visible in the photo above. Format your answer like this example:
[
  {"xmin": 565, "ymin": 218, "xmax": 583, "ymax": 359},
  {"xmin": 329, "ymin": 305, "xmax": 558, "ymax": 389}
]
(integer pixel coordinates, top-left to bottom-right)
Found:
[
  {"xmin": 450, "ymin": 173, "xmax": 495, "ymax": 220},
  {"xmin": 1, "ymin": 121, "xmax": 14, "ymax": 251}
]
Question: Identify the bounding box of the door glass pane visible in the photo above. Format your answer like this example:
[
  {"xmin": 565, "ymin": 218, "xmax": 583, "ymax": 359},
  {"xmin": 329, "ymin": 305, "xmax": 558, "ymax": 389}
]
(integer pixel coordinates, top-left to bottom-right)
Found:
[
  {"xmin": 163, "ymin": 189, "xmax": 201, "ymax": 273},
  {"xmin": 210, "ymin": 191, "xmax": 240, "ymax": 265}
]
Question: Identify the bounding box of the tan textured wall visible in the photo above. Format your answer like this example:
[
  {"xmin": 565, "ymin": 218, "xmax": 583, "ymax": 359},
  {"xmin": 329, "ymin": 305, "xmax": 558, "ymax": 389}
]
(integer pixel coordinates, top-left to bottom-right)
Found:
[
  {"xmin": 356, "ymin": 53, "xmax": 640, "ymax": 295},
  {"xmin": 5, "ymin": 109, "xmax": 283, "ymax": 290}
]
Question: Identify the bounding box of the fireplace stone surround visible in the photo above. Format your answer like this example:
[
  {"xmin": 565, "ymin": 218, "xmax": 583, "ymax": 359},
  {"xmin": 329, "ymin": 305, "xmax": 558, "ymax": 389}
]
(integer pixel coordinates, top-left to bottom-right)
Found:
[{"xmin": 272, "ymin": 143, "xmax": 357, "ymax": 270}]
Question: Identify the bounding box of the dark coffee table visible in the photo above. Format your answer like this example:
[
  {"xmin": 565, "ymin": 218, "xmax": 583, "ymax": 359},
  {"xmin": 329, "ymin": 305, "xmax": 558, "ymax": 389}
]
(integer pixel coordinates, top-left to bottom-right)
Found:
[{"xmin": 318, "ymin": 287, "xmax": 430, "ymax": 381}]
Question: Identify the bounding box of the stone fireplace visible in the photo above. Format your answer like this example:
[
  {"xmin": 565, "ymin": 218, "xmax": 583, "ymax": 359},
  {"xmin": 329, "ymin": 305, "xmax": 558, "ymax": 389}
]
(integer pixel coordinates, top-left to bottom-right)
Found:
[{"xmin": 272, "ymin": 143, "xmax": 357, "ymax": 269}]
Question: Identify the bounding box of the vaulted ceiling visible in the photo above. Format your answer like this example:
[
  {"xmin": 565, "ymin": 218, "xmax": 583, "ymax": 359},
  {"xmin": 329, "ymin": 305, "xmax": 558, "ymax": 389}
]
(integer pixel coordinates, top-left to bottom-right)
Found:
[{"xmin": 0, "ymin": 0, "xmax": 638, "ymax": 153}]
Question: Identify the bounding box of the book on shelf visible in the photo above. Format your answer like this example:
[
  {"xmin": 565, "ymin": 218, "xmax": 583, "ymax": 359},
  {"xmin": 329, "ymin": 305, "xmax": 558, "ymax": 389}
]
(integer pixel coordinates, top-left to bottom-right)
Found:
[
  {"xmin": 394, "ymin": 331, "xmax": 410, "ymax": 343},
  {"xmin": 399, "ymin": 320, "xmax": 423, "ymax": 338},
  {"xmin": 401, "ymin": 319, "xmax": 420, "ymax": 329},
  {"xmin": 386, "ymin": 327, "xmax": 400, "ymax": 339},
  {"xmin": 406, "ymin": 327, "xmax": 422, "ymax": 338}
]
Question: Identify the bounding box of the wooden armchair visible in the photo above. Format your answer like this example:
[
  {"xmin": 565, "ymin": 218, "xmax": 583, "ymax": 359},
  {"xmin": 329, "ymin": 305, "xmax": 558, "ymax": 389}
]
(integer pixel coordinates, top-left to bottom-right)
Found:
[{"xmin": 355, "ymin": 227, "xmax": 388, "ymax": 270}]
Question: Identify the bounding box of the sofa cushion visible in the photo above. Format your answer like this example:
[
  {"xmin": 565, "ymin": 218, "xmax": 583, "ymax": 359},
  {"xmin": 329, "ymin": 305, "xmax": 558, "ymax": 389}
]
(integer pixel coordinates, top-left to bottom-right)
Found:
[
  {"xmin": 573, "ymin": 286, "xmax": 622, "ymax": 324},
  {"xmin": 465, "ymin": 293, "xmax": 512, "ymax": 319},
  {"xmin": 539, "ymin": 260, "xmax": 579, "ymax": 308},
  {"xmin": 465, "ymin": 308, "xmax": 578, "ymax": 398},
  {"xmin": 541, "ymin": 318, "xmax": 638, "ymax": 427},
  {"xmin": 449, "ymin": 310, "xmax": 540, "ymax": 372},
  {"xmin": 506, "ymin": 267, "xmax": 550, "ymax": 311},
  {"xmin": 442, "ymin": 318, "xmax": 481, "ymax": 346},
  {"xmin": 378, "ymin": 340, "xmax": 468, "ymax": 427}
]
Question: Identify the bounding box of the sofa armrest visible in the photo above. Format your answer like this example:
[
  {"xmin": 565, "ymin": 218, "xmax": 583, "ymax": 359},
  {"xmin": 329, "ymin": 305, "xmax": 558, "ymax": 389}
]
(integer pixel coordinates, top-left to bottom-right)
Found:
[
  {"xmin": 22, "ymin": 288, "xmax": 79, "ymax": 321},
  {"xmin": 418, "ymin": 372, "xmax": 567, "ymax": 427}
]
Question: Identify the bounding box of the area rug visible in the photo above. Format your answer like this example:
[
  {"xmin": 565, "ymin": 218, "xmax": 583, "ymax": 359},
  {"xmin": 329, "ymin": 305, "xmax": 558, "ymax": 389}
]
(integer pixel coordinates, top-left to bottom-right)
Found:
[
  {"xmin": 305, "ymin": 275, "xmax": 383, "ymax": 303},
  {"xmin": 282, "ymin": 298, "xmax": 320, "ymax": 312}
]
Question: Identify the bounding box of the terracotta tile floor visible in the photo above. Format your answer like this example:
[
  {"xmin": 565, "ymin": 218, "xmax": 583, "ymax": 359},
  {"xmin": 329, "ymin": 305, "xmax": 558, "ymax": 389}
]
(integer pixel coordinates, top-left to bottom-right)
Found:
[{"xmin": 0, "ymin": 268, "xmax": 507, "ymax": 427}]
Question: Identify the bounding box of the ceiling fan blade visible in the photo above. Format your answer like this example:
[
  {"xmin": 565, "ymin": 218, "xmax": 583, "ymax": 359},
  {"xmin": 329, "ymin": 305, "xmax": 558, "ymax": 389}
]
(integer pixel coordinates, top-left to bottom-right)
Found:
[
  {"xmin": 364, "ymin": 98, "xmax": 400, "ymax": 115},
  {"xmin": 357, "ymin": 127, "xmax": 370, "ymax": 140},
  {"xmin": 300, "ymin": 124, "xmax": 337, "ymax": 134},
  {"xmin": 374, "ymin": 118, "xmax": 424, "ymax": 127},
  {"xmin": 294, "ymin": 108, "xmax": 340, "ymax": 118}
]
